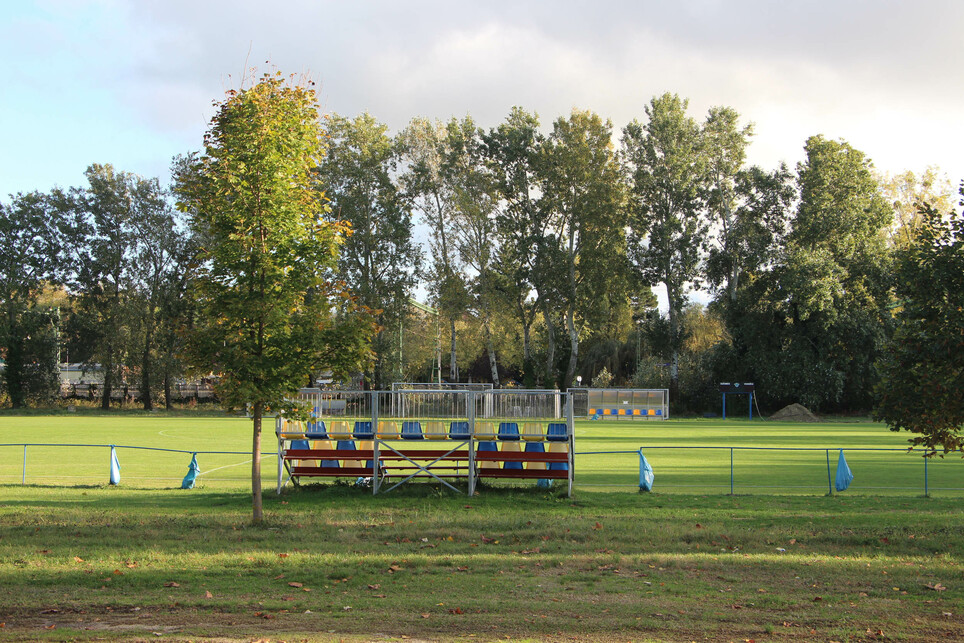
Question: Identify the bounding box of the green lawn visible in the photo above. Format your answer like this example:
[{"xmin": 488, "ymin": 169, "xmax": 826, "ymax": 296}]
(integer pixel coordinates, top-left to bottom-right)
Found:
[
  {"xmin": 1, "ymin": 412, "xmax": 963, "ymax": 641},
  {"xmin": 1, "ymin": 413, "xmax": 960, "ymax": 496}
]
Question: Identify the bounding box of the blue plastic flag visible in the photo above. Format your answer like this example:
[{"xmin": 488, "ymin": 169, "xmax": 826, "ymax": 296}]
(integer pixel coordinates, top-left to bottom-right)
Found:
[
  {"xmin": 181, "ymin": 453, "xmax": 200, "ymax": 489},
  {"xmin": 639, "ymin": 451, "xmax": 655, "ymax": 492},
  {"xmin": 109, "ymin": 446, "xmax": 121, "ymax": 485},
  {"xmin": 835, "ymin": 449, "xmax": 853, "ymax": 492}
]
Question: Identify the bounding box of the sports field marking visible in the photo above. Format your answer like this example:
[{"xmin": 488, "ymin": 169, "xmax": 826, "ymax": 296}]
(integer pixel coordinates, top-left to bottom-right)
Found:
[{"xmin": 197, "ymin": 459, "xmax": 252, "ymax": 476}]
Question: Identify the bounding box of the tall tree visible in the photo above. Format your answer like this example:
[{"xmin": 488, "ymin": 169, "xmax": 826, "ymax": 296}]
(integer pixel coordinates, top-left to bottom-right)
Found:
[
  {"xmin": 319, "ymin": 113, "xmax": 420, "ymax": 388},
  {"xmin": 484, "ymin": 107, "xmax": 549, "ymax": 386},
  {"xmin": 702, "ymin": 106, "xmax": 755, "ymax": 301},
  {"xmin": 874, "ymin": 188, "xmax": 964, "ymax": 453},
  {"xmin": 176, "ymin": 71, "xmax": 374, "ymax": 523},
  {"xmin": 540, "ymin": 109, "xmax": 627, "ymax": 389},
  {"xmin": 126, "ymin": 178, "xmax": 187, "ymax": 410},
  {"xmin": 728, "ymin": 136, "xmax": 893, "ymax": 410},
  {"xmin": 399, "ymin": 117, "xmax": 471, "ymax": 381},
  {"xmin": 875, "ymin": 166, "xmax": 954, "ymax": 249},
  {"xmin": 623, "ymin": 93, "xmax": 707, "ymax": 397},
  {"xmin": 0, "ymin": 192, "xmax": 74, "ymax": 406},
  {"xmin": 73, "ymin": 164, "xmax": 151, "ymax": 409}
]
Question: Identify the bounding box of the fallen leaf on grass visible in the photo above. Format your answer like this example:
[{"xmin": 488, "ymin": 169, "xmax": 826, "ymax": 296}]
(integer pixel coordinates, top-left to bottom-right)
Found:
[
  {"xmin": 368, "ymin": 584, "xmax": 381, "ymax": 590},
  {"xmin": 925, "ymin": 583, "xmax": 947, "ymax": 591},
  {"xmin": 813, "ymin": 596, "xmax": 822, "ymax": 601},
  {"xmin": 204, "ymin": 591, "xmax": 213, "ymax": 598},
  {"xmin": 455, "ymin": 566, "xmax": 469, "ymax": 572},
  {"xmin": 288, "ymin": 582, "xmax": 303, "ymax": 587},
  {"xmin": 448, "ymin": 608, "xmax": 464, "ymax": 615},
  {"xmin": 73, "ymin": 556, "xmax": 84, "ymax": 563},
  {"xmin": 593, "ymin": 522, "xmax": 603, "ymax": 530},
  {"xmin": 278, "ymin": 553, "xmax": 289, "ymax": 558},
  {"xmin": 481, "ymin": 535, "xmax": 497, "ymax": 544},
  {"xmin": 163, "ymin": 582, "xmax": 180, "ymax": 588},
  {"xmin": 387, "ymin": 564, "xmax": 401, "ymax": 573},
  {"xmin": 420, "ymin": 613, "xmax": 430, "ymax": 619}
]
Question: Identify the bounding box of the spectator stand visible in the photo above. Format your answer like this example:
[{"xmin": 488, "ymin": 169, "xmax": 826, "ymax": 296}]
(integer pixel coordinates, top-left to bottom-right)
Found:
[
  {"xmin": 568, "ymin": 387, "xmax": 669, "ymax": 420},
  {"xmin": 275, "ymin": 388, "xmax": 574, "ymax": 496}
]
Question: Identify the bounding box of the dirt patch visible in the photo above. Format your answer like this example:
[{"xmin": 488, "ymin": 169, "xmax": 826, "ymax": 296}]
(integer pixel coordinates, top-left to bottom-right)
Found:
[{"xmin": 770, "ymin": 403, "xmax": 821, "ymax": 422}]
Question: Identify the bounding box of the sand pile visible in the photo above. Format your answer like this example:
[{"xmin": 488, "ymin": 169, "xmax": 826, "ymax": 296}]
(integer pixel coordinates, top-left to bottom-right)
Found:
[{"xmin": 770, "ymin": 403, "xmax": 821, "ymax": 422}]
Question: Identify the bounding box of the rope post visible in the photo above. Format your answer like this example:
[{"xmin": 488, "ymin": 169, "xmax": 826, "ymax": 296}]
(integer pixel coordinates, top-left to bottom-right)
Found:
[
  {"xmin": 730, "ymin": 447, "xmax": 734, "ymax": 495},
  {"xmin": 826, "ymin": 449, "xmax": 833, "ymax": 495}
]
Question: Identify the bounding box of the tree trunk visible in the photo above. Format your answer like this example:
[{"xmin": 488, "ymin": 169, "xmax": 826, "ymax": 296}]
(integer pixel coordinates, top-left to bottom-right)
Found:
[
  {"xmin": 251, "ymin": 401, "xmax": 263, "ymax": 524},
  {"xmin": 164, "ymin": 371, "xmax": 173, "ymax": 410},
  {"xmin": 449, "ymin": 317, "xmax": 458, "ymax": 381},
  {"xmin": 564, "ymin": 305, "xmax": 579, "ymax": 390},
  {"xmin": 541, "ymin": 301, "xmax": 556, "ymax": 388},
  {"xmin": 728, "ymin": 264, "xmax": 741, "ymax": 302},
  {"xmin": 5, "ymin": 308, "xmax": 25, "ymax": 409},
  {"xmin": 101, "ymin": 351, "xmax": 113, "ymax": 410},
  {"xmin": 141, "ymin": 331, "xmax": 153, "ymax": 411},
  {"xmin": 666, "ymin": 280, "xmax": 680, "ymax": 401},
  {"xmin": 484, "ymin": 316, "xmax": 500, "ymax": 387}
]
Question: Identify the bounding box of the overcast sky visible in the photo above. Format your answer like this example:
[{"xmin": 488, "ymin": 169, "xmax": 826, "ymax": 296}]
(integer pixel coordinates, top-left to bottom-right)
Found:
[{"xmin": 3, "ymin": 0, "xmax": 962, "ymax": 200}]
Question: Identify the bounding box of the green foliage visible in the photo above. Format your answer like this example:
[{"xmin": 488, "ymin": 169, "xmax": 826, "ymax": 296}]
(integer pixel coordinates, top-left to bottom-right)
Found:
[
  {"xmin": 623, "ymin": 94, "xmax": 707, "ymax": 394},
  {"xmin": 319, "ymin": 113, "xmax": 420, "ymax": 387},
  {"xmin": 175, "ymin": 70, "xmax": 375, "ymax": 521},
  {"xmin": 590, "ymin": 365, "xmax": 614, "ymax": 388},
  {"xmin": 540, "ymin": 109, "xmax": 628, "ymax": 388},
  {"xmin": 724, "ymin": 137, "xmax": 894, "ymax": 412},
  {"xmin": 0, "ymin": 192, "xmax": 75, "ymax": 407},
  {"xmin": 876, "ymin": 166, "xmax": 955, "ymax": 249},
  {"xmin": 875, "ymin": 189, "xmax": 964, "ymax": 453}
]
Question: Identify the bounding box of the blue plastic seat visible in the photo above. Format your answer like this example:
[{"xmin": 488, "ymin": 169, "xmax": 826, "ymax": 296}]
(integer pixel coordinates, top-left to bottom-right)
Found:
[
  {"xmin": 401, "ymin": 421, "xmax": 424, "ymax": 440},
  {"xmin": 498, "ymin": 422, "xmax": 520, "ymax": 440},
  {"xmin": 305, "ymin": 419, "xmax": 327, "ymax": 439},
  {"xmin": 546, "ymin": 423, "xmax": 568, "ymax": 441},
  {"xmin": 353, "ymin": 421, "xmax": 374, "ymax": 439},
  {"xmin": 449, "ymin": 421, "xmax": 471, "ymax": 440},
  {"xmin": 477, "ymin": 440, "xmax": 499, "ymax": 469},
  {"xmin": 290, "ymin": 439, "xmax": 310, "ymax": 451},
  {"xmin": 502, "ymin": 441, "xmax": 523, "ymax": 469}
]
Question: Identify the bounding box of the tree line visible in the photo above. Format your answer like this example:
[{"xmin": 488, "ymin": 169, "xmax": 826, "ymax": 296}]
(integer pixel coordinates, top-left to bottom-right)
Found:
[{"xmin": 1, "ymin": 91, "xmax": 958, "ymax": 419}]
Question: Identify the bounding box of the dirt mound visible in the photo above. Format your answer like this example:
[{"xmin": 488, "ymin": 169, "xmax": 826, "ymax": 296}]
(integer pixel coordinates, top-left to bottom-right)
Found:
[{"xmin": 770, "ymin": 403, "xmax": 821, "ymax": 422}]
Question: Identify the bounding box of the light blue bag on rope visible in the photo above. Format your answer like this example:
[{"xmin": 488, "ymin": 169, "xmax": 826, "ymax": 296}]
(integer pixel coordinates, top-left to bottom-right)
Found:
[
  {"xmin": 109, "ymin": 446, "xmax": 121, "ymax": 485},
  {"xmin": 639, "ymin": 451, "xmax": 655, "ymax": 492},
  {"xmin": 835, "ymin": 449, "xmax": 853, "ymax": 492},
  {"xmin": 181, "ymin": 453, "xmax": 200, "ymax": 489}
]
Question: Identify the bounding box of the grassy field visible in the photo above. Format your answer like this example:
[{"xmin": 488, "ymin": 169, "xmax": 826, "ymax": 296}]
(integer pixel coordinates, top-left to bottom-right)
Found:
[
  {"xmin": 1, "ymin": 412, "xmax": 961, "ymax": 496},
  {"xmin": 1, "ymin": 413, "xmax": 963, "ymax": 642}
]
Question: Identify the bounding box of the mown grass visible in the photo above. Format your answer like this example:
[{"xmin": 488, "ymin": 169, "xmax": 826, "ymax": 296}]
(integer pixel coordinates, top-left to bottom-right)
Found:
[
  {"xmin": 1, "ymin": 413, "xmax": 963, "ymax": 641},
  {"xmin": 1, "ymin": 413, "xmax": 961, "ymax": 496},
  {"xmin": 1, "ymin": 483, "xmax": 963, "ymax": 642}
]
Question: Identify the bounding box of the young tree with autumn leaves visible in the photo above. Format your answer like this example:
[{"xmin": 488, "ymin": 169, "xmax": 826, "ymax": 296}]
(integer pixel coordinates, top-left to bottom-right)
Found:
[{"xmin": 176, "ymin": 71, "xmax": 374, "ymax": 523}]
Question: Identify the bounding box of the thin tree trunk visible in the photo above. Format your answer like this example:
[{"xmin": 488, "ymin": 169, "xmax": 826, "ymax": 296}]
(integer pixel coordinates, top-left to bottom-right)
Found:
[
  {"xmin": 564, "ymin": 305, "xmax": 579, "ymax": 390},
  {"xmin": 484, "ymin": 316, "xmax": 500, "ymax": 387},
  {"xmin": 541, "ymin": 300, "xmax": 556, "ymax": 388},
  {"xmin": 164, "ymin": 371, "xmax": 172, "ymax": 410},
  {"xmin": 666, "ymin": 279, "xmax": 680, "ymax": 400},
  {"xmin": 101, "ymin": 351, "xmax": 113, "ymax": 410},
  {"xmin": 449, "ymin": 317, "xmax": 458, "ymax": 381},
  {"xmin": 141, "ymin": 330, "xmax": 153, "ymax": 411},
  {"xmin": 251, "ymin": 401, "xmax": 263, "ymax": 524}
]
